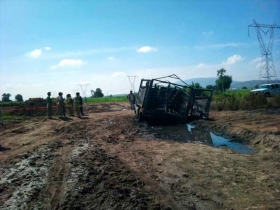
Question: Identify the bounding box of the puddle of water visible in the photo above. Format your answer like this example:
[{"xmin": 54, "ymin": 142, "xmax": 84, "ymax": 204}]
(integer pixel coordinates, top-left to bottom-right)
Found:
[
  {"xmin": 209, "ymin": 132, "xmax": 254, "ymax": 154},
  {"xmin": 148, "ymin": 124, "xmax": 254, "ymax": 154}
]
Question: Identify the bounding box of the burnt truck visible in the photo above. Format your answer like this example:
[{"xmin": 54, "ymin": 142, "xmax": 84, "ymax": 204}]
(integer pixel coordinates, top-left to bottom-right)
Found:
[{"xmin": 135, "ymin": 74, "xmax": 213, "ymax": 123}]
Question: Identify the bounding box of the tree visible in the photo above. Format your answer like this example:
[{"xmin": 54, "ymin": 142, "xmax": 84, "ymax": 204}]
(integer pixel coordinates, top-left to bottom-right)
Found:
[
  {"xmin": 206, "ymin": 85, "xmax": 217, "ymax": 90},
  {"xmin": 242, "ymin": 86, "xmax": 248, "ymax": 89},
  {"xmin": 215, "ymin": 68, "xmax": 232, "ymax": 91},
  {"xmin": 191, "ymin": 82, "xmax": 202, "ymax": 89},
  {"xmin": 217, "ymin": 68, "xmax": 226, "ymax": 77},
  {"xmin": 90, "ymin": 90, "xmax": 94, "ymax": 97},
  {"xmin": 91, "ymin": 88, "xmax": 104, "ymax": 98},
  {"xmin": 254, "ymin": 84, "xmax": 259, "ymax": 89},
  {"xmin": 2, "ymin": 93, "xmax": 11, "ymax": 102},
  {"xmin": 15, "ymin": 94, "xmax": 23, "ymax": 102}
]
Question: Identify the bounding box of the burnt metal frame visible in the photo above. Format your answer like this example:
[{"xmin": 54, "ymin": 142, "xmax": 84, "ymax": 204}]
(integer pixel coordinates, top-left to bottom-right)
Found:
[{"xmin": 136, "ymin": 74, "xmax": 213, "ymax": 122}]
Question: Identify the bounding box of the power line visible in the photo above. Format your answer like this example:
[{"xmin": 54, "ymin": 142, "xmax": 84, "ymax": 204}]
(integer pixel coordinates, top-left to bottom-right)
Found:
[{"xmin": 248, "ymin": 19, "xmax": 280, "ymax": 83}]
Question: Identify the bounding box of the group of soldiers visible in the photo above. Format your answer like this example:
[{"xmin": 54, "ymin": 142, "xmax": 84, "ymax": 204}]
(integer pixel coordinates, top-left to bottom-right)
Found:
[{"xmin": 46, "ymin": 92, "xmax": 85, "ymax": 119}]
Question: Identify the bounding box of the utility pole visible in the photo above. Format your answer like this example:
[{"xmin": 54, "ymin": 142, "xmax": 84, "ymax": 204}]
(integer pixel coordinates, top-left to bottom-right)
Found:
[
  {"xmin": 126, "ymin": 75, "xmax": 138, "ymax": 93},
  {"xmin": 248, "ymin": 20, "xmax": 280, "ymax": 83}
]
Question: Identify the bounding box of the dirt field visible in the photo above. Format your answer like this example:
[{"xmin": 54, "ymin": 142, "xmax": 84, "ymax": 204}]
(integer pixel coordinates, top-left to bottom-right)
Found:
[{"xmin": 0, "ymin": 103, "xmax": 279, "ymax": 210}]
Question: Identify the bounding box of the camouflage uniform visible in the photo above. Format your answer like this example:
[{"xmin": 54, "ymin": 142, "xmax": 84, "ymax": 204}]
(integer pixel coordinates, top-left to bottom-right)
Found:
[
  {"xmin": 78, "ymin": 96, "xmax": 85, "ymax": 116},
  {"xmin": 74, "ymin": 94, "xmax": 81, "ymax": 117},
  {"xmin": 66, "ymin": 95, "xmax": 74, "ymax": 116},
  {"xmin": 57, "ymin": 93, "xmax": 65, "ymax": 118}
]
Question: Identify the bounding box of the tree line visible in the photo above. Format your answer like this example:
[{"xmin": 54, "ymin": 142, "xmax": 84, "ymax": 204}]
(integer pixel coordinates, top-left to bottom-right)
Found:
[{"xmin": 1, "ymin": 93, "xmax": 23, "ymax": 102}]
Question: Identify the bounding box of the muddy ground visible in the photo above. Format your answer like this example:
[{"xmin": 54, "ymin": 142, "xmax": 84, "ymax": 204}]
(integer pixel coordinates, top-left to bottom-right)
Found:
[{"xmin": 0, "ymin": 103, "xmax": 279, "ymax": 210}]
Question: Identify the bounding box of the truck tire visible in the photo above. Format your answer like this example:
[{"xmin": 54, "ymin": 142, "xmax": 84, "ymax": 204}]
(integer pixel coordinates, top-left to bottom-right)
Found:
[{"xmin": 265, "ymin": 92, "xmax": 270, "ymax": 97}]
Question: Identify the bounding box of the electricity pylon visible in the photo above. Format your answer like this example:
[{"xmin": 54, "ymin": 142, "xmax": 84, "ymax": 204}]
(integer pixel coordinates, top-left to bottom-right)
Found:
[
  {"xmin": 248, "ymin": 20, "xmax": 280, "ymax": 83},
  {"xmin": 79, "ymin": 84, "xmax": 90, "ymax": 98},
  {"xmin": 126, "ymin": 75, "xmax": 138, "ymax": 93},
  {"xmin": 78, "ymin": 84, "xmax": 89, "ymax": 114}
]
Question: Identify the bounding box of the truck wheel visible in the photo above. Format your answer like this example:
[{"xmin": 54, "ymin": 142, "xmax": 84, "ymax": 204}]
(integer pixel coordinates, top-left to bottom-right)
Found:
[{"xmin": 265, "ymin": 92, "xmax": 270, "ymax": 97}]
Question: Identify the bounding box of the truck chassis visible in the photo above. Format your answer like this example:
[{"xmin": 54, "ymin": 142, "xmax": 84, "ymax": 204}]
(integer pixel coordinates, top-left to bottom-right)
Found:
[{"xmin": 135, "ymin": 74, "xmax": 213, "ymax": 123}]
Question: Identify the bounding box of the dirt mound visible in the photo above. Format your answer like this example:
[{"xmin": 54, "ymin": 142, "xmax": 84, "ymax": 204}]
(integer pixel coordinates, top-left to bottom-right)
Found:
[{"xmin": 87, "ymin": 102, "xmax": 129, "ymax": 113}]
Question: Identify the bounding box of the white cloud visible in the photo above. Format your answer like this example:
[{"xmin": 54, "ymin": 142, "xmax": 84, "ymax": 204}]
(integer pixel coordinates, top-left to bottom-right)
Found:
[
  {"xmin": 27, "ymin": 49, "xmax": 42, "ymax": 58},
  {"xmin": 51, "ymin": 59, "xmax": 86, "ymax": 69},
  {"xmin": 26, "ymin": 47, "xmax": 51, "ymax": 58},
  {"xmin": 196, "ymin": 63, "xmax": 205, "ymax": 68},
  {"xmin": 250, "ymin": 57, "xmax": 263, "ymax": 69},
  {"xmin": 202, "ymin": 31, "xmax": 213, "ymax": 37},
  {"xmin": 137, "ymin": 46, "xmax": 158, "ymax": 53},
  {"xmin": 221, "ymin": 55, "xmax": 243, "ymax": 66},
  {"xmin": 195, "ymin": 43, "xmax": 244, "ymax": 50},
  {"xmin": 107, "ymin": 56, "xmax": 116, "ymax": 61},
  {"xmin": 111, "ymin": 72, "xmax": 126, "ymax": 77},
  {"xmin": 250, "ymin": 57, "xmax": 261, "ymax": 64},
  {"xmin": 213, "ymin": 43, "xmax": 241, "ymax": 48}
]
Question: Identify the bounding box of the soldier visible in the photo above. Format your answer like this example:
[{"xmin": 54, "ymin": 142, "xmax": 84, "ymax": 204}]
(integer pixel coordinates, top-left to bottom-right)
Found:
[
  {"xmin": 74, "ymin": 92, "xmax": 81, "ymax": 117},
  {"xmin": 46, "ymin": 92, "xmax": 52, "ymax": 119},
  {"xmin": 57, "ymin": 92, "xmax": 66, "ymax": 118},
  {"xmin": 65, "ymin": 94, "xmax": 74, "ymax": 117},
  {"xmin": 78, "ymin": 93, "xmax": 85, "ymax": 116},
  {"xmin": 127, "ymin": 90, "xmax": 136, "ymax": 110}
]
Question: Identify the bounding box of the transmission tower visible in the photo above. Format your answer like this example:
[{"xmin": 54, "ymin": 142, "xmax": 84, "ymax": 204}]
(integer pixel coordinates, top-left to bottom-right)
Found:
[
  {"xmin": 248, "ymin": 20, "xmax": 280, "ymax": 83},
  {"xmin": 126, "ymin": 75, "xmax": 138, "ymax": 93},
  {"xmin": 79, "ymin": 84, "xmax": 90, "ymax": 98}
]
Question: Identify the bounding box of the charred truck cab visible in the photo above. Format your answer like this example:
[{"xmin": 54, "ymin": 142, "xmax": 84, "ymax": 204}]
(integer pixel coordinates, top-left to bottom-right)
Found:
[{"xmin": 135, "ymin": 74, "xmax": 213, "ymax": 123}]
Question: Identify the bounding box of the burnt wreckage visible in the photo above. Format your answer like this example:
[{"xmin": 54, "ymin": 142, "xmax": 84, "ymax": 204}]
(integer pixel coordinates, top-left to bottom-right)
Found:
[{"xmin": 135, "ymin": 74, "xmax": 213, "ymax": 123}]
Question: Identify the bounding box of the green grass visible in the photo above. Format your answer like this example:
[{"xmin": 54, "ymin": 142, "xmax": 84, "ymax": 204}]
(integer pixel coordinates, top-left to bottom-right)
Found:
[
  {"xmin": 1, "ymin": 113, "xmax": 26, "ymax": 120},
  {"xmin": 86, "ymin": 96, "xmax": 128, "ymax": 103},
  {"xmin": 212, "ymin": 90, "xmax": 251, "ymax": 102},
  {"xmin": 210, "ymin": 90, "xmax": 280, "ymax": 110}
]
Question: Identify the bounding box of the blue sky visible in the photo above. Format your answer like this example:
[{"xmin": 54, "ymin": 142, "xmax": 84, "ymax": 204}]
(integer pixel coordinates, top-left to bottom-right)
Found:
[{"xmin": 1, "ymin": 0, "xmax": 280, "ymax": 100}]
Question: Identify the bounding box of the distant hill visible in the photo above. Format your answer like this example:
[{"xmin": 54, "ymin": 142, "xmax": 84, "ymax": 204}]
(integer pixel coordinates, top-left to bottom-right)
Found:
[
  {"xmin": 183, "ymin": 78, "xmax": 216, "ymax": 87},
  {"xmin": 231, "ymin": 80, "xmax": 263, "ymax": 89},
  {"xmin": 182, "ymin": 78, "xmax": 271, "ymax": 89}
]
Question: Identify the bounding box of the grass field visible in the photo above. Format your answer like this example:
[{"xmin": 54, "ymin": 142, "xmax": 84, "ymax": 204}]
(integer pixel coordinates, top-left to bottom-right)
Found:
[
  {"xmin": 86, "ymin": 96, "xmax": 128, "ymax": 103},
  {"xmin": 0, "ymin": 113, "xmax": 26, "ymax": 120}
]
